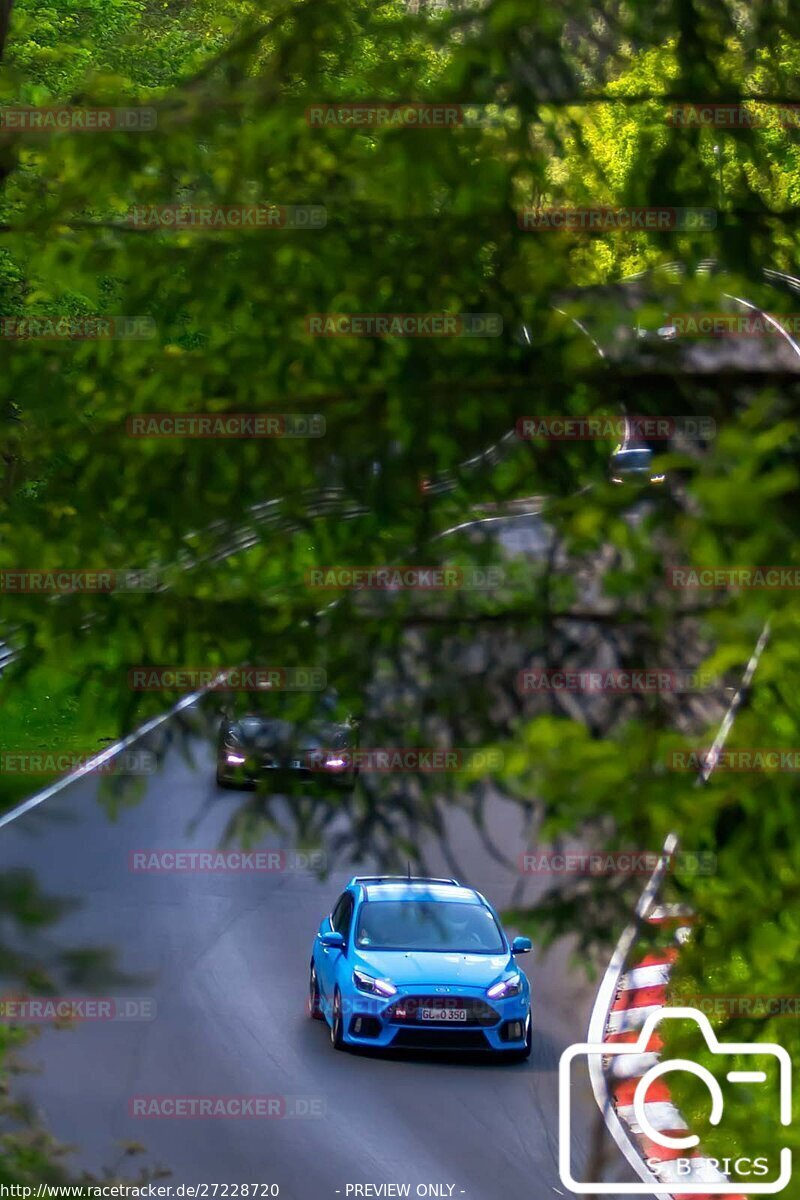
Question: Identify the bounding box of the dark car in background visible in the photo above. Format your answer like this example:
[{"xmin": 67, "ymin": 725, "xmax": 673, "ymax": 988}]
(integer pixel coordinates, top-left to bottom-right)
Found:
[
  {"xmin": 609, "ymin": 445, "xmax": 666, "ymax": 486},
  {"xmin": 216, "ymin": 707, "xmax": 359, "ymax": 790}
]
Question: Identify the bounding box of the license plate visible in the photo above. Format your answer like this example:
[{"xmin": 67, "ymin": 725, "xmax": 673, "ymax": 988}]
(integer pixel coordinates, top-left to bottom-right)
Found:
[{"xmin": 420, "ymin": 1007, "xmax": 467, "ymax": 1022}]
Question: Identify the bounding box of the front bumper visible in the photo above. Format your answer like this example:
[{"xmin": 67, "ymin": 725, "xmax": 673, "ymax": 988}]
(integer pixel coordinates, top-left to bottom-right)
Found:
[
  {"xmin": 335, "ymin": 985, "xmax": 531, "ymax": 1052},
  {"xmin": 217, "ymin": 753, "xmax": 356, "ymax": 788}
]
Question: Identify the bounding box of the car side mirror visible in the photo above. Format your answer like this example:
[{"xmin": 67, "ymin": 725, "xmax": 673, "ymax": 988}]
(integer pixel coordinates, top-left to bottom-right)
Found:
[
  {"xmin": 320, "ymin": 930, "xmax": 345, "ymax": 950},
  {"xmin": 511, "ymin": 936, "xmax": 532, "ymax": 955}
]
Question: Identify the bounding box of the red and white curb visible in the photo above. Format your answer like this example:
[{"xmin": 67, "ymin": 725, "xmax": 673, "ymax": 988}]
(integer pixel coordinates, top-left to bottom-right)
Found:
[{"xmin": 601, "ymin": 905, "xmax": 747, "ymax": 1199}]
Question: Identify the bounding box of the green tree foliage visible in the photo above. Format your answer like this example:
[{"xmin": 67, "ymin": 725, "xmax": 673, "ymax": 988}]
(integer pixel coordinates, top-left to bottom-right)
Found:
[{"xmin": 0, "ymin": 0, "xmax": 799, "ymax": 1185}]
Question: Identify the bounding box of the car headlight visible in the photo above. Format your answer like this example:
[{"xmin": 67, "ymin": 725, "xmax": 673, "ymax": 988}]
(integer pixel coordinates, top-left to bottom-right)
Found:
[
  {"xmin": 487, "ymin": 974, "xmax": 523, "ymax": 1000},
  {"xmin": 353, "ymin": 968, "xmax": 397, "ymax": 997}
]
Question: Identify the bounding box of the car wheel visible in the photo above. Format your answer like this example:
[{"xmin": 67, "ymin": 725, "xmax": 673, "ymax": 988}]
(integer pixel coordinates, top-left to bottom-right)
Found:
[
  {"xmin": 330, "ymin": 987, "xmax": 346, "ymax": 1051},
  {"xmin": 308, "ymin": 964, "xmax": 323, "ymax": 1020},
  {"xmin": 215, "ymin": 763, "xmax": 230, "ymax": 788}
]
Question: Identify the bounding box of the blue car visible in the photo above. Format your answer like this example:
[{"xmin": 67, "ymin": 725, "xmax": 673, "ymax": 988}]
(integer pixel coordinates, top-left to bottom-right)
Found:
[{"xmin": 308, "ymin": 876, "xmax": 532, "ymax": 1059}]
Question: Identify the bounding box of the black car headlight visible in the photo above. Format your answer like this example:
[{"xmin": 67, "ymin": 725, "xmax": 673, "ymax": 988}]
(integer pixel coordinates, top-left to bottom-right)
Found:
[{"xmin": 353, "ymin": 968, "xmax": 397, "ymax": 998}]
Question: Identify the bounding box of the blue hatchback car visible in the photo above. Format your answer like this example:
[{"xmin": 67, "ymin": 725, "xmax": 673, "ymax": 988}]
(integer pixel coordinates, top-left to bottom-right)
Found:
[{"xmin": 308, "ymin": 876, "xmax": 532, "ymax": 1059}]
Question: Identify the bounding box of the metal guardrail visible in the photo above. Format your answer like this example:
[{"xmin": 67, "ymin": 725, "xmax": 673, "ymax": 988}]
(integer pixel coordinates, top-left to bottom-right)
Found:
[
  {"xmin": 586, "ymin": 619, "xmax": 771, "ymax": 1194},
  {"xmin": 584, "ymin": 269, "xmax": 797, "ymax": 1189},
  {"xmin": 0, "ymin": 639, "xmax": 18, "ymax": 675}
]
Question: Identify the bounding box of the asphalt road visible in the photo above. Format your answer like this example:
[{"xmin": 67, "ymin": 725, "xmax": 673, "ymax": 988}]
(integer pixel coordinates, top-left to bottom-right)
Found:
[{"xmin": 0, "ymin": 731, "xmax": 637, "ymax": 1199}]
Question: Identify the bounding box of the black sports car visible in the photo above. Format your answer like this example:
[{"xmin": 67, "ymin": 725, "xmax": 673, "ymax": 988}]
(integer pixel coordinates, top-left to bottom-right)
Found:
[{"xmin": 216, "ymin": 712, "xmax": 359, "ymax": 790}]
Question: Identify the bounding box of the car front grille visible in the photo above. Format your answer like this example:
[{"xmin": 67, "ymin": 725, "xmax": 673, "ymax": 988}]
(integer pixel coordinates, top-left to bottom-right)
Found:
[
  {"xmin": 384, "ymin": 996, "xmax": 500, "ymax": 1027},
  {"xmin": 391, "ymin": 1029, "xmax": 490, "ymax": 1051}
]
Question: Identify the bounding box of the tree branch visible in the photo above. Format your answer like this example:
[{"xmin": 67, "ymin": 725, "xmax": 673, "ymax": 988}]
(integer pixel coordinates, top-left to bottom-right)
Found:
[{"xmin": 0, "ymin": 1, "xmax": 13, "ymax": 62}]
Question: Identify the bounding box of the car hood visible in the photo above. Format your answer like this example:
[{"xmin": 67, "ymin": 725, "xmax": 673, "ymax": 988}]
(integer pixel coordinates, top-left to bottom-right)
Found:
[
  {"xmin": 353, "ymin": 948, "xmax": 512, "ymax": 988},
  {"xmin": 228, "ymin": 719, "xmax": 288, "ymax": 750},
  {"xmin": 297, "ymin": 721, "xmax": 352, "ymax": 750},
  {"xmin": 230, "ymin": 719, "xmax": 349, "ymax": 752}
]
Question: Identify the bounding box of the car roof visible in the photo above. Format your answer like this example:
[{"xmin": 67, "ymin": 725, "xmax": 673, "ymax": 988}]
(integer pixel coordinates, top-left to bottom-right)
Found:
[{"xmin": 360, "ymin": 882, "xmax": 484, "ymax": 904}]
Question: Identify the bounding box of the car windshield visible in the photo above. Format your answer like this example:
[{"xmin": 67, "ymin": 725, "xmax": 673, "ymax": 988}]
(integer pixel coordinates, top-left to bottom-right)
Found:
[
  {"xmin": 615, "ymin": 449, "xmax": 652, "ymax": 469},
  {"xmin": 355, "ymin": 900, "xmax": 505, "ymax": 952}
]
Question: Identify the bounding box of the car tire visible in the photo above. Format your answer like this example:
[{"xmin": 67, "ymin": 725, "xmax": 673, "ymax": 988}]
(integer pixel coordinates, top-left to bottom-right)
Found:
[
  {"xmin": 216, "ymin": 764, "xmax": 248, "ymax": 789},
  {"xmin": 308, "ymin": 964, "xmax": 323, "ymax": 1020},
  {"xmin": 330, "ymin": 987, "xmax": 346, "ymax": 1051}
]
